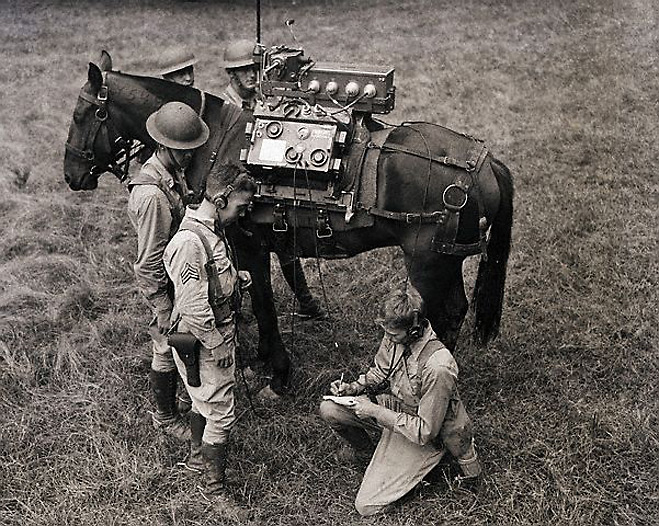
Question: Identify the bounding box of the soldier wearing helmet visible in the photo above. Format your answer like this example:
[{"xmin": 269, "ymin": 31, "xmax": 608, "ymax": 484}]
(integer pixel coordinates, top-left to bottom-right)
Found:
[
  {"xmin": 221, "ymin": 41, "xmax": 325, "ymax": 320},
  {"xmin": 158, "ymin": 46, "xmax": 197, "ymax": 87},
  {"xmin": 127, "ymin": 101, "xmax": 209, "ymax": 442},
  {"xmin": 220, "ymin": 39, "xmax": 259, "ymax": 110}
]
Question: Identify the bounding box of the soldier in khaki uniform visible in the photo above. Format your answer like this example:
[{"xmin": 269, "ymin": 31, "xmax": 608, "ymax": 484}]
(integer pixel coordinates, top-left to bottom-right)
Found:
[
  {"xmin": 158, "ymin": 46, "xmax": 197, "ymax": 86},
  {"xmin": 163, "ymin": 162, "xmax": 256, "ymax": 512},
  {"xmin": 221, "ymin": 39, "xmax": 325, "ymax": 320},
  {"xmin": 127, "ymin": 101, "xmax": 209, "ymax": 441},
  {"xmin": 320, "ymin": 286, "xmax": 482, "ymax": 516}
]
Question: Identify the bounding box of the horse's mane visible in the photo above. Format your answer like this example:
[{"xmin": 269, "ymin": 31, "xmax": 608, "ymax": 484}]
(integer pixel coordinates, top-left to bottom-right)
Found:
[{"xmin": 105, "ymin": 71, "xmax": 205, "ymax": 125}]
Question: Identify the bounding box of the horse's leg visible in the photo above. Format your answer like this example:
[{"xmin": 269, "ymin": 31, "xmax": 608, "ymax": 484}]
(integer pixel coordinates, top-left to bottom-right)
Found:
[
  {"xmin": 405, "ymin": 251, "xmax": 467, "ymax": 351},
  {"xmin": 232, "ymin": 229, "xmax": 290, "ymax": 395}
]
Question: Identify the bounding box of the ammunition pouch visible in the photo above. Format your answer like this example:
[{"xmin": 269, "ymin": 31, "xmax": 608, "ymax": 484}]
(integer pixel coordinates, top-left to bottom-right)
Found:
[{"xmin": 168, "ymin": 332, "xmax": 202, "ymax": 388}]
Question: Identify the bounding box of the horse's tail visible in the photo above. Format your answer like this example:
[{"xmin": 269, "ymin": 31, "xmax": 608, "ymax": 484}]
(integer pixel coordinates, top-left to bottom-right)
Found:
[{"xmin": 472, "ymin": 158, "xmax": 514, "ymax": 346}]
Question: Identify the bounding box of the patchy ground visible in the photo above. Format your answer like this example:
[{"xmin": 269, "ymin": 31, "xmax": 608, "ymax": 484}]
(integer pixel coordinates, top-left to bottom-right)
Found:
[{"xmin": 0, "ymin": 1, "xmax": 657, "ymax": 525}]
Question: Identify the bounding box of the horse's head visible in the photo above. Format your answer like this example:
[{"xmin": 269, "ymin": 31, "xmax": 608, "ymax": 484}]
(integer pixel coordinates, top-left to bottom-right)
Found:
[{"xmin": 64, "ymin": 51, "xmax": 136, "ymax": 190}]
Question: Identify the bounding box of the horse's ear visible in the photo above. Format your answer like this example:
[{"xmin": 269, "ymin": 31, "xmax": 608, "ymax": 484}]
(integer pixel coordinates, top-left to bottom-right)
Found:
[
  {"xmin": 88, "ymin": 62, "xmax": 103, "ymax": 92},
  {"xmin": 99, "ymin": 50, "xmax": 113, "ymax": 72}
]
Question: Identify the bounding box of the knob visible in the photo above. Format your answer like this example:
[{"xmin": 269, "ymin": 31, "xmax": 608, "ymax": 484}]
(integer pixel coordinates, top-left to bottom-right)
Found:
[
  {"xmin": 326, "ymin": 81, "xmax": 339, "ymax": 95},
  {"xmin": 345, "ymin": 81, "xmax": 360, "ymax": 97},
  {"xmin": 308, "ymin": 79, "xmax": 321, "ymax": 93},
  {"xmin": 363, "ymin": 84, "xmax": 377, "ymax": 98}
]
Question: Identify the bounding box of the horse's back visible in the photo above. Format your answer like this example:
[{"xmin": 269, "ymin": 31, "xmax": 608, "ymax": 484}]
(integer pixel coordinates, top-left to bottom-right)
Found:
[{"xmin": 377, "ymin": 122, "xmax": 501, "ymax": 233}]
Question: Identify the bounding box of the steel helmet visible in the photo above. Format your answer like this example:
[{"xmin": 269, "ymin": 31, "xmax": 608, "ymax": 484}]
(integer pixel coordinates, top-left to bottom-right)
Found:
[
  {"xmin": 223, "ymin": 39, "xmax": 257, "ymax": 70},
  {"xmin": 146, "ymin": 102, "xmax": 210, "ymax": 150},
  {"xmin": 158, "ymin": 46, "xmax": 198, "ymax": 76}
]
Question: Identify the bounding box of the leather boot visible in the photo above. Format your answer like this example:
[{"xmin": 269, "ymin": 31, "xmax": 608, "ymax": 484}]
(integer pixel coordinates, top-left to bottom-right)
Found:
[
  {"xmin": 183, "ymin": 412, "xmax": 206, "ymax": 473},
  {"xmin": 454, "ymin": 440, "xmax": 483, "ymax": 492},
  {"xmin": 150, "ymin": 369, "xmax": 190, "ymax": 442},
  {"xmin": 177, "ymin": 390, "xmax": 192, "ymax": 414},
  {"xmin": 199, "ymin": 443, "xmax": 246, "ymax": 519}
]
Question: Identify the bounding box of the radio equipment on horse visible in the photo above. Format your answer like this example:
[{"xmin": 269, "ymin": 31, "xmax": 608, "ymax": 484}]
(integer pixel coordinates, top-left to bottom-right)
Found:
[
  {"xmin": 241, "ymin": 45, "xmax": 396, "ymax": 238},
  {"xmin": 257, "ymin": 45, "xmax": 396, "ymax": 114}
]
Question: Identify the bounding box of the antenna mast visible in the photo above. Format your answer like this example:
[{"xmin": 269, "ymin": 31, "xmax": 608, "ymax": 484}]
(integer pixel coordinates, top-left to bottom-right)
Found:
[{"xmin": 256, "ymin": 0, "xmax": 261, "ymax": 43}]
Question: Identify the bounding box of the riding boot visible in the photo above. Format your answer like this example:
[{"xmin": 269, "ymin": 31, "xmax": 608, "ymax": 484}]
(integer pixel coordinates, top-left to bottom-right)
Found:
[
  {"xmin": 149, "ymin": 369, "xmax": 191, "ymax": 442},
  {"xmin": 199, "ymin": 443, "xmax": 246, "ymax": 519},
  {"xmin": 183, "ymin": 411, "xmax": 206, "ymax": 473},
  {"xmin": 280, "ymin": 259, "xmax": 325, "ymax": 320}
]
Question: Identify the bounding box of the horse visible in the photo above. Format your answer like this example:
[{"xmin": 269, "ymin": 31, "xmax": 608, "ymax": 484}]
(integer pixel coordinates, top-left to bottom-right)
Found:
[{"xmin": 64, "ymin": 51, "xmax": 514, "ymax": 395}]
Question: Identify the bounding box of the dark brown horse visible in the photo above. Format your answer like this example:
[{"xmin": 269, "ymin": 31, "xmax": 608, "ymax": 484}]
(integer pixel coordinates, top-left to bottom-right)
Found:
[{"xmin": 64, "ymin": 52, "xmax": 513, "ymax": 395}]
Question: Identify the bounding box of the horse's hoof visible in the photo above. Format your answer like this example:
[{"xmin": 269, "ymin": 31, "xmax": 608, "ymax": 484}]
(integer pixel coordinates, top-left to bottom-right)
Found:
[{"xmin": 257, "ymin": 385, "xmax": 283, "ymax": 402}]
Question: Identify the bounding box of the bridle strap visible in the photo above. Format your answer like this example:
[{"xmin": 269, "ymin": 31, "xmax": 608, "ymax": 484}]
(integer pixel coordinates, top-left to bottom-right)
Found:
[{"xmin": 65, "ymin": 73, "xmax": 139, "ymax": 183}]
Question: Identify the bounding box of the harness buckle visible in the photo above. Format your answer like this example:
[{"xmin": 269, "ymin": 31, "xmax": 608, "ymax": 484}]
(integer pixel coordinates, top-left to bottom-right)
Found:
[
  {"xmin": 97, "ymin": 85, "xmax": 108, "ymax": 102},
  {"xmin": 272, "ymin": 203, "xmax": 288, "ymax": 232},
  {"xmin": 316, "ymin": 209, "xmax": 333, "ymax": 238},
  {"xmin": 443, "ymin": 184, "xmax": 468, "ymax": 212}
]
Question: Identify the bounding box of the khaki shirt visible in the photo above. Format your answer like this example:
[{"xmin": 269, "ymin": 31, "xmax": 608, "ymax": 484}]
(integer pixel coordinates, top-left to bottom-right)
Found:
[
  {"xmin": 221, "ymin": 82, "xmax": 256, "ymax": 111},
  {"xmin": 359, "ymin": 325, "xmax": 461, "ymax": 447},
  {"xmin": 127, "ymin": 154, "xmax": 185, "ymax": 316},
  {"xmin": 163, "ymin": 206, "xmax": 239, "ymax": 350}
]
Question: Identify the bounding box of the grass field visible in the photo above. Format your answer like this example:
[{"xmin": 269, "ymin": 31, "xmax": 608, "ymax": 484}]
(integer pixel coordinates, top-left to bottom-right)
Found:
[{"xmin": 1, "ymin": 0, "xmax": 657, "ymax": 525}]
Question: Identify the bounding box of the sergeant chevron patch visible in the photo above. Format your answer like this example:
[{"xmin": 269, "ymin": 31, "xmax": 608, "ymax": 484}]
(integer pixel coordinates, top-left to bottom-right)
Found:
[{"xmin": 181, "ymin": 262, "xmax": 200, "ymax": 284}]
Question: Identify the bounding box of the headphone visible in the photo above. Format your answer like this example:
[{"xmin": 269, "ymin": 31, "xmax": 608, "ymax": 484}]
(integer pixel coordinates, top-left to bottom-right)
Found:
[
  {"xmin": 406, "ymin": 310, "xmax": 423, "ymax": 340},
  {"xmin": 212, "ymin": 184, "xmax": 235, "ymax": 209}
]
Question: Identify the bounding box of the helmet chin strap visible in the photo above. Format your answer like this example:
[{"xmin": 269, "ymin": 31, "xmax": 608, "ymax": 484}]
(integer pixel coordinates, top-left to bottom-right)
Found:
[{"xmin": 161, "ymin": 146, "xmax": 194, "ymax": 203}]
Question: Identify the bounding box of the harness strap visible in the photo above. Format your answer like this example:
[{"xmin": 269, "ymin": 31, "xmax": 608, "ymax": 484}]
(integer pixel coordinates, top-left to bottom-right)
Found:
[
  {"xmin": 129, "ymin": 167, "xmax": 186, "ymax": 229},
  {"xmin": 178, "ymin": 221, "xmax": 237, "ymax": 324},
  {"xmin": 367, "ymin": 207, "xmax": 445, "ymax": 223},
  {"xmin": 381, "ymin": 143, "xmax": 471, "ymax": 171}
]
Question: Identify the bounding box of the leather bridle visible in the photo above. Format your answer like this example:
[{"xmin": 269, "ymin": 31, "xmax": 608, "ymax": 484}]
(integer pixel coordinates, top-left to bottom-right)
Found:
[{"xmin": 65, "ymin": 74, "xmax": 143, "ymax": 183}]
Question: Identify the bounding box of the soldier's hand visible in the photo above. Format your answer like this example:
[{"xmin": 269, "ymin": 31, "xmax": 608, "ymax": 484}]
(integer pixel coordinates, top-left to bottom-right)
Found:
[
  {"xmin": 210, "ymin": 345, "xmax": 234, "ymax": 369},
  {"xmin": 352, "ymin": 396, "xmax": 377, "ymax": 419},
  {"xmin": 330, "ymin": 379, "xmax": 362, "ymax": 396},
  {"xmin": 238, "ymin": 270, "xmax": 252, "ymax": 290},
  {"xmin": 155, "ymin": 308, "xmax": 172, "ymax": 335}
]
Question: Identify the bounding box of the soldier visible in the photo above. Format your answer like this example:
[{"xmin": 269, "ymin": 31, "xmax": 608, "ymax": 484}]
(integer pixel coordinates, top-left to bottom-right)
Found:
[
  {"xmin": 135, "ymin": 47, "xmax": 198, "ymax": 165},
  {"xmin": 220, "ymin": 39, "xmax": 259, "ymax": 110},
  {"xmin": 319, "ymin": 286, "xmax": 482, "ymax": 516},
  {"xmin": 163, "ymin": 161, "xmax": 256, "ymax": 513},
  {"xmin": 221, "ymin": 39, "xmax": 325, "ymax": 320},
  {"xmin": 158, "ymin": 45, "xmax": 197, "ymax": 86},
  {"xmin": 128, "ymin": 101, "xmax": 209, "ymax": 441}
]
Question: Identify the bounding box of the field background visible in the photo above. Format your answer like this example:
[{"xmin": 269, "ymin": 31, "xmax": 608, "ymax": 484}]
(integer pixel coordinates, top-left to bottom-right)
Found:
[{"xmin": 1, "ymin": 0, "xmax": 657, "ymax": 525}]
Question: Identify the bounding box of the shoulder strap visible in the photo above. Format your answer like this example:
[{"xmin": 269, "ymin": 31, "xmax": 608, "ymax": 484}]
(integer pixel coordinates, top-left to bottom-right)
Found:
[
  {"xmin": 130, "ymin": 166, "xmax": 185, "ymax": 225},
  {"xmin": 179, "ymin": 222, "xmax": 215, "ymax": 262},
  {"xmin": 417, "ymin": 337, "xmax": 447, "ymax": 370}
]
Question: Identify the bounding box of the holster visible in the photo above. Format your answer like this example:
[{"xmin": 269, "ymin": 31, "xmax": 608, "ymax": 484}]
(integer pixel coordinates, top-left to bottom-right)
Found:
[{"xmin": 168, "ymin": 332, "xmax": 202, "ymax": 387}]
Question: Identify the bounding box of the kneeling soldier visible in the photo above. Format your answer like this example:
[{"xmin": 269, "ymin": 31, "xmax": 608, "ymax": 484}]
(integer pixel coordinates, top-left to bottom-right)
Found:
[
  {"xmin": 319, "ymin": 286, "xmax": 482, "ymax": 516},
  {"xmin": 164, "ymin": 162, "xmax": 255, "ymax": 511}
]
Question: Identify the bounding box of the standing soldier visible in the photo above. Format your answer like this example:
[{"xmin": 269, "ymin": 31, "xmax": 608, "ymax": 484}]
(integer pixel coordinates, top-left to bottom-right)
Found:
[
  {"xmin": 135, "ymin": 47, "xmax": 199, "ymax": 165},
  {"xmin": 163, "ymin": 162, "xmax": 256, "ymax": 513},
  {"xmin": 128, "ymin": 101, "xmax": 209, "ymax": 441},
  {"xmin": 220, "ymin": 39, "xmax": 259, "ymax": 110},
  {"xmin": 221, "ymin": 39, "xmax": 325, "ymax": 320},
  {"xmin": 158, "ymin": 45, "xmax": 197, "ymax": 86},
  {"xmin": 319, "ymin": 286, "xmax": 482, "ymax": 515}
]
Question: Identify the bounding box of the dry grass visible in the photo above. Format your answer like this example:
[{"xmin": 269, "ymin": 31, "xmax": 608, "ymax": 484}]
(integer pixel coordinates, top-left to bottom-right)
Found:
[{"xmin": 0, "ymin": 1, "xmax": 657, "ymax": 525}]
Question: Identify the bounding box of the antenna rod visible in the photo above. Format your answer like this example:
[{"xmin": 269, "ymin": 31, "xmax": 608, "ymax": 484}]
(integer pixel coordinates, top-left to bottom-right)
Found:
[{"xmin": 256, "ymin": 0, "xmax": 261, "ymax": 43}]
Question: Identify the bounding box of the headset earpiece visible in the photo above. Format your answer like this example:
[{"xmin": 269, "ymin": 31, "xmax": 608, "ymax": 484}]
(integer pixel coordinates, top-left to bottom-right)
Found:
[
  {"xmin": 213, "ymin": 184, "xmax": 234, "ymax": 209},
  {"xmin": 407, "ymin": 310, "xmax": 422, "ymax": 340}
]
